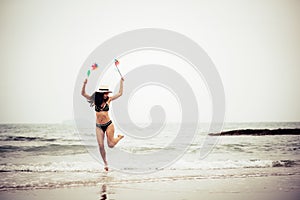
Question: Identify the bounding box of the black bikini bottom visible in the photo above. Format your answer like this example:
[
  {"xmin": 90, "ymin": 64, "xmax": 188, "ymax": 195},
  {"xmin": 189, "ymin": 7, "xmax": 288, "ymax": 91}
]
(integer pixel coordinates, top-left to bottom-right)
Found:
[{"xmin": 96, "ymin": 120, "xmax": 112, "ymax": 132}]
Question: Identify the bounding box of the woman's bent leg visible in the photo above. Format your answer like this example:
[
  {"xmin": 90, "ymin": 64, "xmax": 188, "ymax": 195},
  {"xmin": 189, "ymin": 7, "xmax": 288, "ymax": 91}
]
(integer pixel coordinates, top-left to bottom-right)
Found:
[{"xmin": 105, "ymin": 123, "xmax": 124, "ymax": 148}]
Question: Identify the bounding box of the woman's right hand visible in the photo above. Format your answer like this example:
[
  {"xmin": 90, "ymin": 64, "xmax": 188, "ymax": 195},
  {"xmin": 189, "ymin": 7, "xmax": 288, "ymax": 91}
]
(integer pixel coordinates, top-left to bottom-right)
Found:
[{"xmin": 84, "ymin": 78, "xmax": 88, "ymax": 85}]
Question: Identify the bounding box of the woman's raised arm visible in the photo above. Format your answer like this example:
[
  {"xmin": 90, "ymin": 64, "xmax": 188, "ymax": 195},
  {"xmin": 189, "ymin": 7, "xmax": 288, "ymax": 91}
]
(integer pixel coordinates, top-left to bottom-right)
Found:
[
  {"xmin": 81, "ymin": 78, "xmax": 92, "ymax": 100},
  {"xmin": 110, "ymin": 77, "xmax": 124, "ymax": 101}
]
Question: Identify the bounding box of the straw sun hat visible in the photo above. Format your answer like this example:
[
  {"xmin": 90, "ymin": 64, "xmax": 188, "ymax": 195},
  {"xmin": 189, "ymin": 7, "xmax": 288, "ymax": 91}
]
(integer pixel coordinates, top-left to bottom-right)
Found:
[{"xmin": 98, "ymin": 85, "xmax": 112, "ymax": 93}]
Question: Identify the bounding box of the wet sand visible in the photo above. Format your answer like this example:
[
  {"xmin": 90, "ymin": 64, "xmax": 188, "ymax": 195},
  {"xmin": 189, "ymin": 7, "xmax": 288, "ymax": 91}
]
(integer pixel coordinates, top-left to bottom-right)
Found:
[{"xmin": 1, "ymin": 174, "xmax": 299, "ymax": 200}]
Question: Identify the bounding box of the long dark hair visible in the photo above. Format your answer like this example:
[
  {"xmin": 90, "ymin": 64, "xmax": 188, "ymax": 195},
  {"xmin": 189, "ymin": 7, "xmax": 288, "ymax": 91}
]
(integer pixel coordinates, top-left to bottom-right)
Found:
[{"xmin": 88, "ymin": 92, "xmax": 107, "ymax": 107}]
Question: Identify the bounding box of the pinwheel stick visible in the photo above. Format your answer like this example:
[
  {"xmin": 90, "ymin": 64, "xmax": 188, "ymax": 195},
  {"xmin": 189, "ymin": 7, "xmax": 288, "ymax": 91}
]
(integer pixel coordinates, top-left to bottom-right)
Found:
[
  {"xmin": 116, "ymin": 66, "xmax": 123, "ymax": 78},
  {"xmin": 114, "ymin": 59, "xmax": 123, "ymax": 78}
]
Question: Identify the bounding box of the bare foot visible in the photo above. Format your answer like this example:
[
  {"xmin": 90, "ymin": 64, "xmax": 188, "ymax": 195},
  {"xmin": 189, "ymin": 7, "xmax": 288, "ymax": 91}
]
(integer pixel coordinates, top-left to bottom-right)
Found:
[
  {"xmin": 117, "ymin": 134, "xmax": 124, "ymax": 140},
  {"xmin": 104, "ymin": 165, "xmax": 109, "ymax": 172}
]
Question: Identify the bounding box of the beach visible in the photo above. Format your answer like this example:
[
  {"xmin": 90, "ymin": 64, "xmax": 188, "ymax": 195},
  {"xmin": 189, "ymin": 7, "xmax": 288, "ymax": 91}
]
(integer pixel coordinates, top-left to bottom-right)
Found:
[
  {"xmin": 1, "ymin": 174, "xmax": 299, "ymax": 200},
  {"xmin": 0, "ymin": 122, "xmax": 299, "ymax": 200},
  {"xmin": 1, "ymin": 0, "xmax": 300, "ymax": 199}
]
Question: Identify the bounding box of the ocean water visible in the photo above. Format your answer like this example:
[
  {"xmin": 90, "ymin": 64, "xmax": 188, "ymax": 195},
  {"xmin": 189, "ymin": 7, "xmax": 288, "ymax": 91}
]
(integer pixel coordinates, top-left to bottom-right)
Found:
[{"xmin": 0, "ymin": 122, "xmax": 299, "ymax": 191}]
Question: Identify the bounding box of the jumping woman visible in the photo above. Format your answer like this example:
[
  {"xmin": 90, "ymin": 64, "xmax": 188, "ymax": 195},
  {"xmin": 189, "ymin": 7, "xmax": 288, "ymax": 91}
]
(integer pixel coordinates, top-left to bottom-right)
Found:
[{"xmin": 81, "ymin": 77, "xmax": 125, "ymax": 171}]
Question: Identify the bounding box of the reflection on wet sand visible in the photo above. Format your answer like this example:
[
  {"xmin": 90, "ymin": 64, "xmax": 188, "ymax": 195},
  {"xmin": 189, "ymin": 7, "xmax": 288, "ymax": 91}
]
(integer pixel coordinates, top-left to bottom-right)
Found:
[{"xmin": 100, "ymin": 184, "xmax": 107, "ymax": 200}]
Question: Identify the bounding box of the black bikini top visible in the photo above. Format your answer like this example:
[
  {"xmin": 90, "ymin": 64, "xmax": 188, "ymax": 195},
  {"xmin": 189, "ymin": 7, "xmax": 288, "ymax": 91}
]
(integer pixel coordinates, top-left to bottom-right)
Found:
[{"xmin": 95, "ymin": 103, "xmax": 109, "ymax": 112}]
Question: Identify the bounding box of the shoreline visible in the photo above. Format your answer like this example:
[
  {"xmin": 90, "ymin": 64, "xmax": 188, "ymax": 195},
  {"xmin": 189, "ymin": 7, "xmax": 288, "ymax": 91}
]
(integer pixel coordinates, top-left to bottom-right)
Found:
[{"xmin": 1, "ymin": 174, "xmax": 299, "ymax": 200}]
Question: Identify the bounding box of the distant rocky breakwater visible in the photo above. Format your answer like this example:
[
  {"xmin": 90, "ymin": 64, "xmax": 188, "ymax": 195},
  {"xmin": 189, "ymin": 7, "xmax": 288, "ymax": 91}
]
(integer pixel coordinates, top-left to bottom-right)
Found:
[{"xmin": 209, "ymin": 128, "xmax": 300, "ymax": 136}]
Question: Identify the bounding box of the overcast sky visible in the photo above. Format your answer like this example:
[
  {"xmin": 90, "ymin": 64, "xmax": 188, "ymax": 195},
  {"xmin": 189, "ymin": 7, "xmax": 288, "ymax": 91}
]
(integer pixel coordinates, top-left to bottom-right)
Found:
[{"xmin": 0, "ymin": 0, "xmax": 299, "ymax": 123}]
